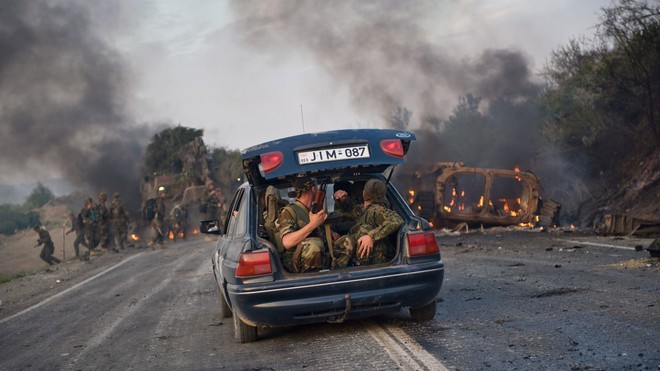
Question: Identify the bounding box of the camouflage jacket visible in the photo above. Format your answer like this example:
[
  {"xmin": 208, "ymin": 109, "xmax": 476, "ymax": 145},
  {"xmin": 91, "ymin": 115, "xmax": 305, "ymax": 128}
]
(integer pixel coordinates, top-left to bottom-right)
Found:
[
  {"xmin": 205, "ymin": 190, "xmax": 221, "ymax": 210},
  {"xmin": 275, "ymin": 200, "xmax": 311, "ymax": 239},
  {"xmin": 154, "ymin": 197, "xmax": 167, "ymax": 221},
  {"xmin": 351, "ymin": 203, "xmax": 403, "ymax": 242},
  {"xmin": 110, "ymin": 200, "xmax": 129, "ymax": 223},
  {"xmin": 96, "ymin": 203, "xmax": 110, "ymax": 224},
  {"xmin": 80, "ymin": 207, "xmax": 97, "ymax": 226}
]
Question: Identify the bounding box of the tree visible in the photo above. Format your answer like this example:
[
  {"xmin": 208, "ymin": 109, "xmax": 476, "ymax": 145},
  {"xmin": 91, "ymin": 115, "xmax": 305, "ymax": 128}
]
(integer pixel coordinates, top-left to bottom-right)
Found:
[
  {"xmin": 598, "ymin": 0, "xmax": 660, "ymax": 144},
  {"xmin": 0, "ymin": 204, "xmax": 40, "ymax": 235},
  {"xmin": 540, "ymin": 0, "xmax": 660, "ymax": 177},
  {"xmin": 143, "ymin": 126, "xmax": 204, "ymax": 176},
  {"xmin": 24, "ymin": 183, "xmax": 54, "ymax": 210},
  {"xmin": 209, "ymin": 147, "xmax": 243, "ymax": 198}
]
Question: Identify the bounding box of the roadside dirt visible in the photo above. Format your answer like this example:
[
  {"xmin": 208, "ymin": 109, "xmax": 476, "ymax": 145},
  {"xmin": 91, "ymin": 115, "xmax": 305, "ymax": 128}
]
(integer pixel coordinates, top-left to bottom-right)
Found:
[
  {"xmin": 0, "ymin": 195, "xmax": 152, "ymax": 320},
  {"xmin": 0, "ymin": 245, "xmax": 143, "ymax": 321}
]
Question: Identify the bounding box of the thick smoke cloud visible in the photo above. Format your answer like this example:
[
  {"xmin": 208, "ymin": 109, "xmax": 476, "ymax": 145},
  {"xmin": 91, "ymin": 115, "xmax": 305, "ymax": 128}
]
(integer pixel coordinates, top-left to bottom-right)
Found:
[
  {"xmin": 0, "ymin": 0, "xmax": 150, "ymax": 208},
  {"xmin": 231, "ymin": 0, "xmax": 583, "ymax": 220},
  {"xmin": 231, "ymin": 0, "xmax": 542, "ymax": 128}
]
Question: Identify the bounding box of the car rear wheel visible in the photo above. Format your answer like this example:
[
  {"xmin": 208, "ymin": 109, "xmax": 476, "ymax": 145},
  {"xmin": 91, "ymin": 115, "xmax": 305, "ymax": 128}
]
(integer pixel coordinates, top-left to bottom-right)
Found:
[
  {"xmin": 233, "ymin": 313, "xmax": 258, "ymax": 343},
  {"xmin": 409, "ymin": 300, "xmax": 437, "ymax": 321}
]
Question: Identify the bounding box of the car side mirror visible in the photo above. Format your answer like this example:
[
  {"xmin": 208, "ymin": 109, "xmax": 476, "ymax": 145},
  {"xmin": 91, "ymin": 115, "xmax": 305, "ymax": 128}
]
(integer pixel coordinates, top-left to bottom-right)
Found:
[{"xmin": 200, "ymin": 219, "xmax": 222, "ymax": 235}]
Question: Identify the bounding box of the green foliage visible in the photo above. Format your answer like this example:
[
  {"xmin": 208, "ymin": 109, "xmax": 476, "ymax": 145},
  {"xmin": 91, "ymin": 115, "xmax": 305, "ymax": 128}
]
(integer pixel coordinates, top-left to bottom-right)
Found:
[
  {"xmin": 24, "ymin": 182, "xmax": 55, "ymax": 210},
  {"xmin": 0, "ymin": 204, "xmax": 40, "ymax": 235},
  {"xmin": 209, "ymin": 147, "xmax": 243, "ymax": 198},
  {"xmin": 540, "ymin": 0, "xmax": 660, "ymax": 177},
  {"xmin": 143, "ymin": 126, "xmax": 204, "ymax": 175},
  {"xmin": 0, "ymin": 271, "xmax": 28, "ymax": 285}
]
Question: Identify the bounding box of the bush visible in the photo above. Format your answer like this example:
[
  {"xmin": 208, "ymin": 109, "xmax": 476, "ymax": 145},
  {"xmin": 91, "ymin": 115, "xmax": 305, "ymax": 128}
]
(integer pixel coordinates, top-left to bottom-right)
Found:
[{"xmin": 0, "ymin": 204, "xmax": 40, "ymax": 235}]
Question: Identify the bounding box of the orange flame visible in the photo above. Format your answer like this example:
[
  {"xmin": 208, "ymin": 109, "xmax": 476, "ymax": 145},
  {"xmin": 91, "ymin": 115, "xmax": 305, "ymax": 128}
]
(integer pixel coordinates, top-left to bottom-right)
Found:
[{"xmin": 408, "ymin": 190, "xmax": 415, "ymax": 204}]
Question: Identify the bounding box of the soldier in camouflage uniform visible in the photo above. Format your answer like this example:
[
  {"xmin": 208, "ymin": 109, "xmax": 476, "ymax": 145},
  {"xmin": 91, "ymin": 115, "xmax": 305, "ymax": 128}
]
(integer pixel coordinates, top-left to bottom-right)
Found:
[
  {"xmin": 110, "ymin": 192, "xmax": 130, "ymax": 250},
  {"xmin": 96, "ymin": 192, "xmax": 117, "ymax": 252},
  {"xmin": 149, "ymin": 187, "xmax": 168, "ymax": 249},
  {"xmin": 204, "ymin": 183, "xmax": 222, "ymax": 221},
  {"xmin": 333, "ymin": 178, "xmax": 403, "ymax": 266},
  {"xmin": 33, "ymin": 225, "xmax": 61, "ymax": 265},
  {"xmin": 275, "ymin": 178, "xmax": 328, "ymax": 273},
  {"xmin": 66, "ymin": 212, "xmax": 87, "ymax": 258},
  {"xmin": 169, "ymin": 203, "xmax": 188, "ymax": 240},
  {"xmin": 80, "ymin": 197, "xmax": 99, "ymax": 254}
]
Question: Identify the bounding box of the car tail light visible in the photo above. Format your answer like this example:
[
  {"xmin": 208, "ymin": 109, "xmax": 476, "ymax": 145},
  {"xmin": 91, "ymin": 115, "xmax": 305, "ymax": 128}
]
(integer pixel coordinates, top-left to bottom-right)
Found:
[
  {"xmin": 380, "ymin": 139, "xmax": 404, "ymax": 158},
  {"xmin": 407, "ymin": 231, "xmax": 440, "ymax": 256},
  {"xmin": 236, "ymin": 251, "xmax": 273, "ymax": 277},
  {"xmin": 260, "ymin": 151, "xmax": 283, "ymax": 173}
]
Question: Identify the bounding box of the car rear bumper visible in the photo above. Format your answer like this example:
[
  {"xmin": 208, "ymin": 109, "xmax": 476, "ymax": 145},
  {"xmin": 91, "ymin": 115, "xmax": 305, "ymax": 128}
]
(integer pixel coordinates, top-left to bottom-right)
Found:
[{"xmin": 226, "ymin": 261, "xmax": 444, "ymax": 326}]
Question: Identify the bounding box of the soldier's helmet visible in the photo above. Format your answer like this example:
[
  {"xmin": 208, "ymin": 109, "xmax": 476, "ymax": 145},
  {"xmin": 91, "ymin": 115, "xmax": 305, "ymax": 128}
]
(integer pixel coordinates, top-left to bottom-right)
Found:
[
  {"xmin": 113, "ymin": 192, "xmax": 120, "ymax": 199},
  {"xmin": 85, "ymin": 196, "xmax": 93, "ymax": 205},
  {"xmin": 158, "ymin": 186, "xmax": 167, "ymax": 195},
  {"xmin": 363, "ymin": 179, "xmax": 387, "ymax": 203},
  {"xmin": 99, "ymin": 192, "xmax": 107, "ymax": 201}
]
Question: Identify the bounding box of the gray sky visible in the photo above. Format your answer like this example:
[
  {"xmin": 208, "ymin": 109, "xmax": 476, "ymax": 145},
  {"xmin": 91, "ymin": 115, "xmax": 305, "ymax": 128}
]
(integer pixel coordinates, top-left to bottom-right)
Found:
[
  {"xmin": 0, "ymin": 0, "xmax": 612, "ymax": 186},
  {"xmin": 124, "ymin": 0, "xmax": 610, "ymax": 149}
]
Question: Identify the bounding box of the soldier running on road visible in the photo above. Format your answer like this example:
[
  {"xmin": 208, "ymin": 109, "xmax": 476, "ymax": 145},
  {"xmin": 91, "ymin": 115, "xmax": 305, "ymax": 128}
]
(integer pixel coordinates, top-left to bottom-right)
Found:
[{"xmin": 33, "ymin": 225, "xmax": 61, "ymax": 266}]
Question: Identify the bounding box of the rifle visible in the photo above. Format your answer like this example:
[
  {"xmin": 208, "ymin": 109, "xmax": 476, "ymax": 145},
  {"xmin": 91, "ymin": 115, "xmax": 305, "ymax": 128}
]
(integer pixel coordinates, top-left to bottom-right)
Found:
[{"xmin": 311, "ymin": 180, "xmax": 327, "ymax": 214}]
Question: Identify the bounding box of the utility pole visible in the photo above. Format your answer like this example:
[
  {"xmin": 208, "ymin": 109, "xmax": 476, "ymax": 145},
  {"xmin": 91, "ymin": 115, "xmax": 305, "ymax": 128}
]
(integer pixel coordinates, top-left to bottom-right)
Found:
[{"xmin": 62, "ymin": 221, "xmax": 66, "ymax": 261}]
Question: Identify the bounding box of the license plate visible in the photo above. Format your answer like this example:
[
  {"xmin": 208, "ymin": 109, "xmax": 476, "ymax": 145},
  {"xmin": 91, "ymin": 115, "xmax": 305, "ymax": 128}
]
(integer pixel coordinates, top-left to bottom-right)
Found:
[{"xmin": 297, "ymin": 145, "xmax": 370, "ymax": 165}]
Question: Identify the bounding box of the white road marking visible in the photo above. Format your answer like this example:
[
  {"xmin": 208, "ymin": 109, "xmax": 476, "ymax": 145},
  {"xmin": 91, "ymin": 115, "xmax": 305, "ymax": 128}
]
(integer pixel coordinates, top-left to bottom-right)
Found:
[
  {"xmin": 555, "ymin": 239, "xmax": 637, "ymax": 251},
  {"xmin": 0, "ymin": 253, "xmax": 142, "ymax": 325},
  {"xmin": 364, "ymin": 320, "xmax": 449, "ymax": 371}
]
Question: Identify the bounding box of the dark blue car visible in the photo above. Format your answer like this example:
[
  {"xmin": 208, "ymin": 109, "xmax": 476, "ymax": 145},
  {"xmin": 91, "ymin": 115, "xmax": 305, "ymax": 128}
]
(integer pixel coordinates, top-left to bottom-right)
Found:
[{"xmin": 203, "ymin": 129, "xmax": 444, "ymax": 342}]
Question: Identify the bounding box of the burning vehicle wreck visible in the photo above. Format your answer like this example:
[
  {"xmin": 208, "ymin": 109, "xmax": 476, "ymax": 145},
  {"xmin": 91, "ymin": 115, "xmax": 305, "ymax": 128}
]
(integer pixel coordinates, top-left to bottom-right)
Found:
[{"xmin": 404, "ymin": 163, "xmax": 560, "ymax": 229}]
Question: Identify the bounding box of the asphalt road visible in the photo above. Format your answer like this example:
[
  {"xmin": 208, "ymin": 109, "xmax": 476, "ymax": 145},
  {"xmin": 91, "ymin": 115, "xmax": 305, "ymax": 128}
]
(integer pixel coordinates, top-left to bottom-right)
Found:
[{"xmin": 0, "ymin": 230, "xmax": 658, "ymax": 370}]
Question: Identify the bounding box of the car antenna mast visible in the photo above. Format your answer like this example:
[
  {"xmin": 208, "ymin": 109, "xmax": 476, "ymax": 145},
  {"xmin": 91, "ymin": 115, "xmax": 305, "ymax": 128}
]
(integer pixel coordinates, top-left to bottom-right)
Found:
[{"xmin": 300, "ymin": 104, "xmax": 306, "ymax": 133}]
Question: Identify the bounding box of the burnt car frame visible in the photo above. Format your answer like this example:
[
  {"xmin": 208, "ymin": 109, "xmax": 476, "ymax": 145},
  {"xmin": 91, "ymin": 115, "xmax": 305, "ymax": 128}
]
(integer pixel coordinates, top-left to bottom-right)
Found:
[
  {"xmin": 203, "ymin": 129, "xmax": 444, "ymax": 343},
  {"xmin": 405, "ymin": 162, "xmax": 555, "ymax": 228}
]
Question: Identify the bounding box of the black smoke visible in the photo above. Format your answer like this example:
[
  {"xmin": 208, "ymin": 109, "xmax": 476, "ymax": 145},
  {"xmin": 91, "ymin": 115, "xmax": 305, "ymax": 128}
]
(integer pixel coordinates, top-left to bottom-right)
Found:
[
  {"xmin": 231, "ymin": 1, "xmax": 542, "ymax": 127},
  {"xmin": 230, "ymin": 0, "xmax": 582, "ymax": 222},
  {"xmin": 0, "ymin": 0, "xmax": 152, "ymax": 209}
]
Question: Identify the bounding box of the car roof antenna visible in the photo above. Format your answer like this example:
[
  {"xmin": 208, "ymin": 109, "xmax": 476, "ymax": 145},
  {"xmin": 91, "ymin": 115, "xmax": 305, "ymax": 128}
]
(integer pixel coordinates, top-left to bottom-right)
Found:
[{"xmin": 300, "ymin": 104, "xmax": 306, "ymax": 133}]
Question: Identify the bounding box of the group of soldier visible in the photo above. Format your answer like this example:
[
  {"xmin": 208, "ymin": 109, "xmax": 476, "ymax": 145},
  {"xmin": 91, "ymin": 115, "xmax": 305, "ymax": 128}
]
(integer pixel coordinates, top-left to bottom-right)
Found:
[
  {"xmin": 271, "ymin": 177, "xmax": 403, "ymax": 273},
  {"xmin": 32, "ymin": 191, "xmax": 130, "ymax": 266},
  {"xmin": 148, "ymin": 182, "xmax": 223, "ymax": 249},
  {"xmin": 69, "ymin": 191, "xmax": 131, "ymax": 258},
  {"xmin": 32, "ymin": 182, "xmax": 226, "ymax": 266}
]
